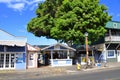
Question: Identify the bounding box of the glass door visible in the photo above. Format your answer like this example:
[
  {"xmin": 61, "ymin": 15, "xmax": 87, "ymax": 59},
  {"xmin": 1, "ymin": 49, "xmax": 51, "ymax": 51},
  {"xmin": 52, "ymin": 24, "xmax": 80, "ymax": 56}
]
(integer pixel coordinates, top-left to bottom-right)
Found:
[
  {"xmin": 5, "ymin": 54, "xmax": 10, "ymax": 68},
  {"xmin": 0, "ymin": 53, "xmax": 4, "ymax": 68},
  {"xmin": 0, "ymin": 53, "xmax": 15, "ymax": 69},
  {"xmin": 10, "ymin": 53, "xmax": 15, "ymax": 68}
]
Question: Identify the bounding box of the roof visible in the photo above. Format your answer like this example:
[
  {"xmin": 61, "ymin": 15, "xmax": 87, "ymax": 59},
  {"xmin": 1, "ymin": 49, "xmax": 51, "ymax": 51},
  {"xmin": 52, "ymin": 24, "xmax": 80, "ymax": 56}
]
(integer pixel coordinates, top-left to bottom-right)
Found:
[
  {"xmin": 0, "ymin": 40, "xmax": 26, "ymax": 46},
  {"xmin": 34, "ymin": 45, "xmax": 49, "ymax": 49},
  {"xmin": 41, "ymin": 43, "xmax": 76, "ymax": 51},
  {"xmin": 72, "ymin": 44, "xmax": 92, "ymax": 51},
  {"xmin": 27, "ymin": 44, "xmax": 40, "ymax": 52},
  {"xmin": 105, "ymin": 21, "xmax": 120, "ymax": 29},
  {"xmin": 0, "ymin": 29, "xmax": 27, "ymax": 46}
]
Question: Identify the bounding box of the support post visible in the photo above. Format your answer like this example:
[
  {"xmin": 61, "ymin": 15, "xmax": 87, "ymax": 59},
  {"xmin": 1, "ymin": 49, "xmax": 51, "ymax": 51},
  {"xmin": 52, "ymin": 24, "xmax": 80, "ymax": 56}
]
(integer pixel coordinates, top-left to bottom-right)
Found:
[
  {"xmin": 67, "ymin": 49, "xmax": 70, "ymax": 59},
  {"xmin": 85, "ymin": 32, "xmax": 89, "ymax": 67},
  {"xmin": 50, "ymin": 50, "xmax": 53, "ymax": 66}
]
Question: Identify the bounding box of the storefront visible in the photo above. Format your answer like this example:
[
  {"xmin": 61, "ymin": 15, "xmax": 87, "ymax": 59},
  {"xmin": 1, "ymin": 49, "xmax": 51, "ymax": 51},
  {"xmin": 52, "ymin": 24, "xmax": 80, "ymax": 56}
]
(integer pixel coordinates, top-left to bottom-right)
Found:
[
  {"xmin": 41, "ymin": 43, "xmax": 76, "ymax": 67},
  {"xmin": 27, "ymin": 44, "xmax": 40, "ymax": 69},
  {"xmin": 0, "ymin": 29, "xmax": 27, "ymax": 70},
  {"xmin": 76, "ymin": 45, "xmax": 94, "ymax": 65}
]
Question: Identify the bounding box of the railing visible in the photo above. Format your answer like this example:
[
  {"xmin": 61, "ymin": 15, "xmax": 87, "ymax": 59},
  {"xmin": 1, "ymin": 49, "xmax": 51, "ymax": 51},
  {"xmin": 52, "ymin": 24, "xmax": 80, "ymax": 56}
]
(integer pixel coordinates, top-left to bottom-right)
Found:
[
  {"xmin": 105, "ymin": 36, "xmax": 120, "ymax": 42},
  {"xmin": 50, "ymin": 59, "xmax": 72, "ymax": 67}
]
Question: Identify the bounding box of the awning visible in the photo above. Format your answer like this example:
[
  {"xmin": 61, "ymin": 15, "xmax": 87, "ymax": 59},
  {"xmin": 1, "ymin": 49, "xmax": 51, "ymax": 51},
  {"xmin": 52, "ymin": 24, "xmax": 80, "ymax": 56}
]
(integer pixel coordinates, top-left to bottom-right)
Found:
[{"xmin": 0, "ymin": 40, "xmax": 26, "ymax": 46}]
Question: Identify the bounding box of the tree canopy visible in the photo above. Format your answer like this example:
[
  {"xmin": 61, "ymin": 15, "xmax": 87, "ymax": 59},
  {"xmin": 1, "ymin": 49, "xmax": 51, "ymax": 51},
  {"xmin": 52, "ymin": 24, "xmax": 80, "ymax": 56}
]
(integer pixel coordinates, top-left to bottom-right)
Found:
[{"xmin": 27, "ymin": 0, "xmax": 111, "ymax": 45}]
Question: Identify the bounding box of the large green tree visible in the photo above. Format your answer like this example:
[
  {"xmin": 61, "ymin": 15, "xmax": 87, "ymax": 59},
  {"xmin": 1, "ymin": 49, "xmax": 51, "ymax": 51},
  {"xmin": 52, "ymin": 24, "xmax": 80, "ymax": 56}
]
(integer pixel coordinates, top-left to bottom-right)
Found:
[{"xmin": 27, "ymin": 0, "xmax": 111, "ymax": 45}]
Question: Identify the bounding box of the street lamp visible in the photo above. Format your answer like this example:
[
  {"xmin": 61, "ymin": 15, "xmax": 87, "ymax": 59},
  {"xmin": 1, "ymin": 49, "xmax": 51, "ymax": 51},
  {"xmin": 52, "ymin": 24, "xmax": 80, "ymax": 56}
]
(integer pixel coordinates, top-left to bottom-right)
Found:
[{"xmin": 85, "ymin": 32, "xmax": 89, "ymax": 66}]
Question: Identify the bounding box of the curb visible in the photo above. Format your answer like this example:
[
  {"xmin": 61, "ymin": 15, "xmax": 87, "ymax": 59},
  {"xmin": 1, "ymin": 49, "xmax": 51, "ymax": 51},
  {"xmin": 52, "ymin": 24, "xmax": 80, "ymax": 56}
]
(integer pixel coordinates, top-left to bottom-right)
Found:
[{"xmin": 0, "ymin": 70, "xmax": 16, "ymax": 73}]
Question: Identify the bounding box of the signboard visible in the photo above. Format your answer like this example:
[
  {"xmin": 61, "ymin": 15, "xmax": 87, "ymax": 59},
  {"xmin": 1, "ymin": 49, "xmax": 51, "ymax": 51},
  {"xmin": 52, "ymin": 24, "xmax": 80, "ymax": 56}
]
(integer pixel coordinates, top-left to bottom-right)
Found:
[{"xmin": 16, "ymin": 53, "xmax": 23, "ymax": 63}]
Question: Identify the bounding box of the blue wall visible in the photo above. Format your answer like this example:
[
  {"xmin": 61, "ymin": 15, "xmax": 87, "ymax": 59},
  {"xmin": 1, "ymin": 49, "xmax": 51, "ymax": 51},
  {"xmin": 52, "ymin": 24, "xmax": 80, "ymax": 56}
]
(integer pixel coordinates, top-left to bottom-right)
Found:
[{"xmin": 16, "ymin": 53, "xmax": 26, "ymax": 70}]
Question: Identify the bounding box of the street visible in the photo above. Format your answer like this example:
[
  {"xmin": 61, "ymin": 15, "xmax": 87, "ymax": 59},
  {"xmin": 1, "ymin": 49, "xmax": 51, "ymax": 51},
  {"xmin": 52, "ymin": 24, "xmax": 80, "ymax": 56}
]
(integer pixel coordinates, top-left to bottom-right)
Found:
[
  {"xmin": 0, "ymin": 67, "xmax": 120, "ymax": 80},
  {"xmin": 40, "ymin": 68, "xmax": 120, "ymax": 80}
]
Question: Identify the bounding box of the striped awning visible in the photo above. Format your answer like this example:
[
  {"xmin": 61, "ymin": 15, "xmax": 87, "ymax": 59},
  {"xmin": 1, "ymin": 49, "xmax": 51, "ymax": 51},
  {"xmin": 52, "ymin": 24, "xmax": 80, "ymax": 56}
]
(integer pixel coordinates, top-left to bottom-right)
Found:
[{"xmin": 0, "ymin": 40, "xmax": 26, "ymax": 46}]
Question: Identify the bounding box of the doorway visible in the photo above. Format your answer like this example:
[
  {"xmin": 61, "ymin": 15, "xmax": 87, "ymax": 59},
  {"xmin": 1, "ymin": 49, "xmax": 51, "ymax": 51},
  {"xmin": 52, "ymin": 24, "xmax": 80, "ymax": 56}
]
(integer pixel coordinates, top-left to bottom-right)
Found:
[{"xmin": 0, "ymin": 53, "xmax": 15, "ymax": 69}]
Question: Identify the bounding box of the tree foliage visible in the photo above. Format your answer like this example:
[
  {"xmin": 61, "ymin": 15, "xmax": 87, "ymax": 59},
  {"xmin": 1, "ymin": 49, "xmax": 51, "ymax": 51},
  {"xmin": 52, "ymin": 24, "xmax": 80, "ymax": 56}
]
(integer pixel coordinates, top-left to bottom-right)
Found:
[{"xmin": 27, "ymin": 0, "xmax": 111, "ymax": 45}]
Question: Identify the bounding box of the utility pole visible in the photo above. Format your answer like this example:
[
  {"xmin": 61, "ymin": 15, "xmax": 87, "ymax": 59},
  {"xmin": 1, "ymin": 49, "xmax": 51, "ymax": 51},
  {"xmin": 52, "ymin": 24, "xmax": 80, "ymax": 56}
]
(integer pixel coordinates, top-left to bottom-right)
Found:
[{"xmin": 85, "ymin": 32, "xmax": 89, "ymax": 66}]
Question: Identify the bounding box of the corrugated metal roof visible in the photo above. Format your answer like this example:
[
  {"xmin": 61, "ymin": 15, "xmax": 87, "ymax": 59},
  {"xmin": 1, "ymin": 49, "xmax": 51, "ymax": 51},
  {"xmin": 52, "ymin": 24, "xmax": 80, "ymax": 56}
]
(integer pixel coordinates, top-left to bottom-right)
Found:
[
  {"xmin": 0, "ymin": 29, "xmax": 27, "ymax": 47},
  {"xmin": 0, "ymin": 40, "xmax": 26, "ymax": 46},
  {"xmin": 105, "ymin": 21, "xmax": 120, "ymax": 29}
]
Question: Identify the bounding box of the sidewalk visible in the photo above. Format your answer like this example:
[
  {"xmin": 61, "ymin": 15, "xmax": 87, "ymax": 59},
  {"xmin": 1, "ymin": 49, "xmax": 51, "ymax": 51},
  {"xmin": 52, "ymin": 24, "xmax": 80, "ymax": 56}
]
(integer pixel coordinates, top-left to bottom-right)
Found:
[
  {"xmin": 73, "ymin": 62, "xmax": 120, "ymax": 72},
  {"xmin": 0, "ymin": 62, "xmax": 120, "ymax": 78},
  {"xmin": 24, "ymin": 62, "xmax": 120, "ymax": 74}
]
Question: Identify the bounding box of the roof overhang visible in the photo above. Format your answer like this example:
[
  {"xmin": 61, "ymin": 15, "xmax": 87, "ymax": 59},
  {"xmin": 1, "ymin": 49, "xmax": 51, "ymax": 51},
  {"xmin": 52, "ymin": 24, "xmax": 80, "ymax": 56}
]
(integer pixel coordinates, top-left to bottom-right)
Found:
[
  {"xmin": 0, "ymin": 40, "xmax": 26, "ymax": 47},
  {"xmin": 27, "ymin": 44, "xmax": 40, "ymax": 52},
  {"xmin": 41, "ymin": 43, "xmax": 76, "ymax": 51}
]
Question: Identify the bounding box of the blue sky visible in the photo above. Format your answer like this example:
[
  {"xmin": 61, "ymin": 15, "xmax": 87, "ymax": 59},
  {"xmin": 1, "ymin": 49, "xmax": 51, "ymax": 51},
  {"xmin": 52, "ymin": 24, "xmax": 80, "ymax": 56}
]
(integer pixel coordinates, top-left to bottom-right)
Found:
[{"xmin": 0, "ymin": 0, "xmax": 120, "ymax": 45}]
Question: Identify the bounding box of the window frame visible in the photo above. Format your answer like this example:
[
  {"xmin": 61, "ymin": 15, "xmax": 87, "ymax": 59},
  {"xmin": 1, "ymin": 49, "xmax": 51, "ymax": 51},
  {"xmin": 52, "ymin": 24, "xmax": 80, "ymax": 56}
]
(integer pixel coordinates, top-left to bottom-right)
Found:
[{"xmin": 107, "ymin": 50, "xmax": 116, "ymax": 58}]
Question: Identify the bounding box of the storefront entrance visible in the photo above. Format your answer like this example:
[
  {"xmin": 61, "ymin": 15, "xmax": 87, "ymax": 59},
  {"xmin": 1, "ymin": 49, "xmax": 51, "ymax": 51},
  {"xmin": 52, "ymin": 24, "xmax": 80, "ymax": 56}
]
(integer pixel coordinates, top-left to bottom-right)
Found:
[
  {"xmin": 41, "ymin": 43, "xmax": 76, "ymax": 67},
  {"xmin": 0, "ymin": 53, "xmax": 15, "ymax": 69}
]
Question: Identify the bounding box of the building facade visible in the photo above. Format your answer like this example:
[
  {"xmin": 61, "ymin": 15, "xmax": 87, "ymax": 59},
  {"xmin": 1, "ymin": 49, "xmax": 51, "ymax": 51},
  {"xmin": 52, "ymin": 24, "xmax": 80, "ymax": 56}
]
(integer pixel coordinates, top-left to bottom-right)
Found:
[
  {"xmin": 26, "ymin": 44, "xmax": 40, "ymax": 69},
  {"xmin": 0, "ymin": 29, "xmax": 27, "ymax": 70},
  {"xmin": 41, "ymin": 43, "xmax": 76, "ymax": 67},
  {"xmin": 93, "ymin": 21, "xmax": 120, "ymax": 63}
]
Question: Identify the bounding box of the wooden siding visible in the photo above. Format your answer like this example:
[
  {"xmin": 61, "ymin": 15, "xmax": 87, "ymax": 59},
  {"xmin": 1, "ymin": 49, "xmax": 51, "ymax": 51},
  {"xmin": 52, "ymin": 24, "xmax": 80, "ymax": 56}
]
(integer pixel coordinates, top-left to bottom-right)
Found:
[
  {"xmin": 107, "ymin": 58, "xmax": 117, "ymax": 62},
  {"xmin": 105, "ymin": 36, "xmax": 120, "ymax": 42}
]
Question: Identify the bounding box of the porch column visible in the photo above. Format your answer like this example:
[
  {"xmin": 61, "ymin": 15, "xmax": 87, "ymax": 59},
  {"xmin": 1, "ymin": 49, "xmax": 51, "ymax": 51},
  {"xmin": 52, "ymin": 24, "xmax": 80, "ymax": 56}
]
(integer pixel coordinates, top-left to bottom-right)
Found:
[
  {"xmin": 51, "ymin": 50, "xmax": 53, "ymax": 59},
  {"xmin": 43, "ymin": 51, "xmax": 45, "ymax": 65},
  {"xmin": 103, "ymin": 44, "xmax": 107, "ymax": 61},
  {"xmin": 109, "ymin": 29, "xmax": 111, "ymax": 36},
  {"xmin": 50, "ymin": 50, "xmax": 53, "ymax": 66},
  {"xmin": 92, "ymin": 50, "xmax": 94, "ymax": 63},
  {"xmin": 67, "ymin": 49, "xmax": 70, "ymax": 59}
]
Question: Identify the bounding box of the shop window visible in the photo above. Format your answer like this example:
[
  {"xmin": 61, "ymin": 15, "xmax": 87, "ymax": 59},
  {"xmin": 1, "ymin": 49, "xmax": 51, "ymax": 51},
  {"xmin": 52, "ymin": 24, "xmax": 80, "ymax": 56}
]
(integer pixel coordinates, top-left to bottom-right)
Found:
[
  {"xmin": 16, "ymin": 53, "xmax": 23, "ymax": 63},
  {"xmin": 30, "ymin": 54, "xmax": 34, "ymax": 60},
  {"xmin": 107, "ymin": 50, "xmax": 116, "ymax": 58}
]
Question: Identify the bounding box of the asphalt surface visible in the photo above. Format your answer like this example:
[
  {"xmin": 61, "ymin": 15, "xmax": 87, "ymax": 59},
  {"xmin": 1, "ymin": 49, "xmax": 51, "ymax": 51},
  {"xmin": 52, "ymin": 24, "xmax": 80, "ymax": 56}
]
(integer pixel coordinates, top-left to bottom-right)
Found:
[
  {"xmin": 0, "ymin": 67, "xmax": 120, "ymax": 80},
  {"xmin": 37, "ymin": 67, "xmax": 120, "ymax": 80}
]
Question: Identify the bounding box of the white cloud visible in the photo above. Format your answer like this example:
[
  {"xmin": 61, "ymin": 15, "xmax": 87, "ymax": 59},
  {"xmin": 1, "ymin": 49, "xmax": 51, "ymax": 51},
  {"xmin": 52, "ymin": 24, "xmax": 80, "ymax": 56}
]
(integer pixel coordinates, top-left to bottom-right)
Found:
[
  {"xmin": 0, "ymin": 0, "xmax": 12, "ymax": 3},
  {"xmin": 8, "ymin": 3, "xmax": 25, "ymax": 12},
  {"xmin": 0, "ymin": 0, "xmax": 45, "ymax": 12}
]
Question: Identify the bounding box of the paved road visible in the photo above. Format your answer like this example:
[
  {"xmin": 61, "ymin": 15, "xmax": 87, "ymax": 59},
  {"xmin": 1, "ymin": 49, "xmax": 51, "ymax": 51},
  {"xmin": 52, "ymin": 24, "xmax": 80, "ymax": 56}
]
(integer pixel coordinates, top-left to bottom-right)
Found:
[
  {"xmin": 0, "ymin": 67, "xmax": 120, "ymax": 80},
  {"xmin": 36, "ymin": 68, "xmax": 120, "ymax": 80}
]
